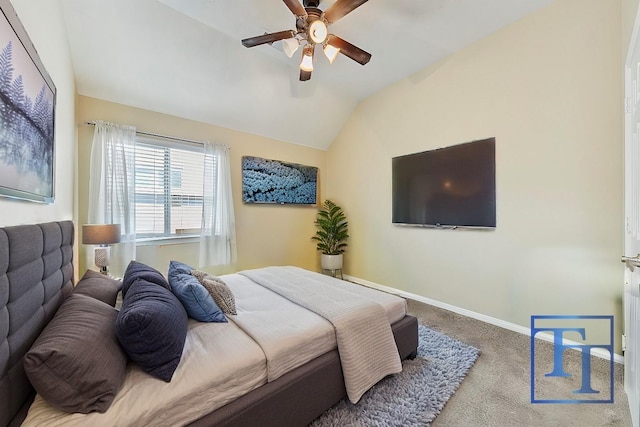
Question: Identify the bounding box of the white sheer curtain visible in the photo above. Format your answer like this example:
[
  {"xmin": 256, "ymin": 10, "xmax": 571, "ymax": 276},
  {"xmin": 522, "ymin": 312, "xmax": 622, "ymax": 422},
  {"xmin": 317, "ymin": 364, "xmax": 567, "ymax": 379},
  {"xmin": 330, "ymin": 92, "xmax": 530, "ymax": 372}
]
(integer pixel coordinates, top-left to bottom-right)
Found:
[
  {"xmin": 200, "ymin": 141, "xmax": 237, "ymax": 267},
  {"xmin": 87, "ymin": 120, "xmax": 136, "ymax": 276}
]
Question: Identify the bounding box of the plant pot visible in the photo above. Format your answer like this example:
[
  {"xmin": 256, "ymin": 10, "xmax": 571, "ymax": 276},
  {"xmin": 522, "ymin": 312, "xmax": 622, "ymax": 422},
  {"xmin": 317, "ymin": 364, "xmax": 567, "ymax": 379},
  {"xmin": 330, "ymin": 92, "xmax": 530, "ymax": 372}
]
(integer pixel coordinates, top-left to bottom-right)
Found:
[{"xmin": 321, "ymin": 254, "xmax": 343, "ymax": 271}]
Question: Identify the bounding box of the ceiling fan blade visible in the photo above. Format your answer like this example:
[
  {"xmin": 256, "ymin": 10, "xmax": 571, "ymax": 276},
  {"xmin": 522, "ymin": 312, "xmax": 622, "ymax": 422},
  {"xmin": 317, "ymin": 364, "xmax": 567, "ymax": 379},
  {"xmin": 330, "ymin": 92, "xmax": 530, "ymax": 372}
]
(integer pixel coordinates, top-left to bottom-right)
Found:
[
  {"xmin": 242, "ymin": 30, "xmax": 296, "ymax": 48},
  {"xmin": 300, "ymin": 69, "xmax": 312, "ymax": 81},
  {"xmin": 283, "ymin": 0, "xmax": 307, "ymax": 18},
  {"xmin": 327, "ymin": 35, "xmax": 371, "ymax": 65},
  {"xmin": 324, "ymin": 0, "xmax": 368, "ymax": 24}
]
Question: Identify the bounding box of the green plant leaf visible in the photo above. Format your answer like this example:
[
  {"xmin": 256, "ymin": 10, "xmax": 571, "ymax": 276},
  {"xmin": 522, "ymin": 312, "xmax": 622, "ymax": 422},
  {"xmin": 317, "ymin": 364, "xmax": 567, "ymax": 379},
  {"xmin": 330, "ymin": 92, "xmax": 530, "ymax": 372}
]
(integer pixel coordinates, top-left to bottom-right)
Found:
[{"xmin": 312, "ymin": 199, "xmax": 349, "ymax": 255}]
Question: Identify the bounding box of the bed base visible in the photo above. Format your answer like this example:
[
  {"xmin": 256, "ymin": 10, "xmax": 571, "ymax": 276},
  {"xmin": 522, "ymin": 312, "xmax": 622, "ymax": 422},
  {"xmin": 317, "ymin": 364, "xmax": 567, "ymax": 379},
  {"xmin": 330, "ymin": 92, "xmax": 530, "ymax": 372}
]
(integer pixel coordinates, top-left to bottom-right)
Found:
[{"xmin": 188, "ymin": 314, "xmax": 418, "ymax": 427}]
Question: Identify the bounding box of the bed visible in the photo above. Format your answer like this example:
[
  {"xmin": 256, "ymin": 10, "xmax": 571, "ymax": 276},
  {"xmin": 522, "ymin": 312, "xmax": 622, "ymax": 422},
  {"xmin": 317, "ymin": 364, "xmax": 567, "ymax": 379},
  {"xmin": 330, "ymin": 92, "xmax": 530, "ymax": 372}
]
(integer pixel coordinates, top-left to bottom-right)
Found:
[{"xmin": 0, "ymin": 221, "xmax": 418, "ymax": 427}]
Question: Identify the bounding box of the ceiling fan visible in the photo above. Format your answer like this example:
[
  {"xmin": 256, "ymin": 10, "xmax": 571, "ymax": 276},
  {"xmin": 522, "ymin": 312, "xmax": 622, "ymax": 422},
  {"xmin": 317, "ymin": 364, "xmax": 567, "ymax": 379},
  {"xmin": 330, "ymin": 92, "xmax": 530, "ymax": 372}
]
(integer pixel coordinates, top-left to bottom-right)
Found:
[{"xmin": 241, "ymin": 0, "xmax": 371, "ymax": 82}]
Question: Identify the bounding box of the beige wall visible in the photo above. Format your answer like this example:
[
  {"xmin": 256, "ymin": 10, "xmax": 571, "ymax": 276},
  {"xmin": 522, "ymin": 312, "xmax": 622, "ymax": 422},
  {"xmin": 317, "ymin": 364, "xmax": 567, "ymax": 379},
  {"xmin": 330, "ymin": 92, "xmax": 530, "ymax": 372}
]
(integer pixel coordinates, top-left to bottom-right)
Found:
[
  {"xmin": 76, "ymin": 96, "xmax": 325, "ymax": 276},
  {"xmin": 326, "ymin": 0, "xmax": 623, "ymax": 350},
  {"xmin": 624, "ymin": 0, "xmax": 640, "ymax": 54},
  {"xmin": 0, "ymin": 0, "xmax": 76, "ymax": 226}
]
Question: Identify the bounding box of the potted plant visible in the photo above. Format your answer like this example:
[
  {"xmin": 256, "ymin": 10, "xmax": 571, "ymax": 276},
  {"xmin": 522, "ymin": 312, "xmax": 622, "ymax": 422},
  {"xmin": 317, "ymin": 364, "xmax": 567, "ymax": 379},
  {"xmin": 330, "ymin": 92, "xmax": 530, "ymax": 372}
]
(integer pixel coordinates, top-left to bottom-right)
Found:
[{"xmin": 312, "ymin": 199, "xmax": 349, "ymax": 271}]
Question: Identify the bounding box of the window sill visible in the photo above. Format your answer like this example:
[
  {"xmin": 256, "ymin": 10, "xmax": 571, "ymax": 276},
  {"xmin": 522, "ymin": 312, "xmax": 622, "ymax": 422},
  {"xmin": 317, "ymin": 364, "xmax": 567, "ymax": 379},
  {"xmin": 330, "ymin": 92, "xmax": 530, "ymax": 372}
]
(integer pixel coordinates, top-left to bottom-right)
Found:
[{"xmin": 136, "ymin": 235, "xmax": 200, "ymax": 246}]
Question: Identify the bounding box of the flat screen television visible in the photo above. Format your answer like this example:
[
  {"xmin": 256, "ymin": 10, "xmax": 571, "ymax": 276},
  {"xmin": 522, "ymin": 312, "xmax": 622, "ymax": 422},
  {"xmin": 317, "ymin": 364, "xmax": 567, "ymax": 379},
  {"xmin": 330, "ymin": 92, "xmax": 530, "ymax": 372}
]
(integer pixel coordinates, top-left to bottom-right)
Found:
[{"xmin": 392, "ymin": 138, "xmax": 496, "ymax": 228}]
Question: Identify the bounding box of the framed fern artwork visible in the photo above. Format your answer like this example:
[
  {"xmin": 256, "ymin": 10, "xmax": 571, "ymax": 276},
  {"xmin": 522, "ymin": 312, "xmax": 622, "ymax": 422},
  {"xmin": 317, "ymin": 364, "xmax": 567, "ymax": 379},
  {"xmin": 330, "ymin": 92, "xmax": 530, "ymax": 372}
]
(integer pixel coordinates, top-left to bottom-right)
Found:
[
  {"xmin": 0, "ymin": 0, "xmax": 56, "ymax": 204},
  {"xmin": 242, "ymin": 156, "xmax": 318, "ymax": 205}
]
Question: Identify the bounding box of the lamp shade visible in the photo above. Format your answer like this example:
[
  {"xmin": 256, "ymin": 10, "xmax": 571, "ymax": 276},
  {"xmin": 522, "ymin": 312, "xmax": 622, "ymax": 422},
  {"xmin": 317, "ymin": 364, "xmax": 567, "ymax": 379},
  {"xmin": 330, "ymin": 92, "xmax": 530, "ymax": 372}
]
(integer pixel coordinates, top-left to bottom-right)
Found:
[
  {"xmin": 300, "ymin": 44, "xmax": 314, "ymax": 72},
  {"xmin": 323, "ymin": 43, "xmax": 340, "ymax": 64},
  {"xmin": 282, "ymin": 37, "xmax": 299, "ymax": 58},
  {"xmin": 82, "ymin": 224, "xmax": 121, "ymax": 245}
]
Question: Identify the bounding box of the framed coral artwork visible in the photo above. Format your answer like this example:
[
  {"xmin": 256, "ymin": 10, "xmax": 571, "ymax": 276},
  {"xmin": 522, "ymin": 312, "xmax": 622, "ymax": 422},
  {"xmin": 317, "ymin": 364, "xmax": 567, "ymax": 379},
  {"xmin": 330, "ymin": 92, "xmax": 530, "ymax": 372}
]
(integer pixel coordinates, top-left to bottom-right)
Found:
[
  {"xmin": 0, "ymin": 0, "xmax": 56, "ymax": 204},
  {"xmin": 242, "ymin": 156, "xmax": 318, "ymax": 205}
]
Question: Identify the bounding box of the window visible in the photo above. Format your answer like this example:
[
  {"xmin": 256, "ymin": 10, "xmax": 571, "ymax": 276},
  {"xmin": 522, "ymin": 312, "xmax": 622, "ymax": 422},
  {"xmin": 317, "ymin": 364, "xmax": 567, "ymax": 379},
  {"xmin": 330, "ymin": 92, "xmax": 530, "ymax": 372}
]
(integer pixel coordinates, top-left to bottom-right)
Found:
[{"xmin": 134, "ymin": 136, "xmax": 205, "ymax": 238}]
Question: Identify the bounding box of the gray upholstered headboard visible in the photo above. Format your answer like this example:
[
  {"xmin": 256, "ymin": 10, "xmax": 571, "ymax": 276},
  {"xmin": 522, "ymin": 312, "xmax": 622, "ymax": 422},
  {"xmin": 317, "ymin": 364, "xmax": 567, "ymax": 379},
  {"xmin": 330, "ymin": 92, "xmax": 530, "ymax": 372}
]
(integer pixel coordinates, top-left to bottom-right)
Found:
[{"xmin": 0, "ymin": 221, "xmax": 74, "ymax": 426}]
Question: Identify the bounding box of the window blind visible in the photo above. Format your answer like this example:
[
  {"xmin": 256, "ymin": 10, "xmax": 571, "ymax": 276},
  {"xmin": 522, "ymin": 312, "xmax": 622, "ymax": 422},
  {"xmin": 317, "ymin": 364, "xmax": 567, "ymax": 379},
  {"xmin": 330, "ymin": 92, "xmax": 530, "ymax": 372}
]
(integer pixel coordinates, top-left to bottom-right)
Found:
[{"xmin": 134, "ymin": 137, "xmax": 205, "ymax": 237}]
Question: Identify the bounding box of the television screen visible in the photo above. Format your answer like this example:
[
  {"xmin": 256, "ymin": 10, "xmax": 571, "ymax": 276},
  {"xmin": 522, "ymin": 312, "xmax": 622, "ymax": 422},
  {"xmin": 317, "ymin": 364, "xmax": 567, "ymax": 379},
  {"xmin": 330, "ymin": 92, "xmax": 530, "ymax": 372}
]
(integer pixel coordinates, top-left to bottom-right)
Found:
[{"xmin": 392, "ymin": 138, "xmax": 496, "ymax": 228}]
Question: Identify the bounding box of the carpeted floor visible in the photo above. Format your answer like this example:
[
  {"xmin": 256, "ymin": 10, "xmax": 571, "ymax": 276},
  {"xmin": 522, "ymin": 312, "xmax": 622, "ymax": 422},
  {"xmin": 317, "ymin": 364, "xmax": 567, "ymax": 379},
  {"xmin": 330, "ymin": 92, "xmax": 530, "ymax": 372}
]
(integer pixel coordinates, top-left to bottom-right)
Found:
[
  {"xmin": 407, "ymin": 299, "xmax": 633, "ymax": 426},
  {"xmin": 310, "ymin": 324, "xmax": 479, "ymax": 427}
]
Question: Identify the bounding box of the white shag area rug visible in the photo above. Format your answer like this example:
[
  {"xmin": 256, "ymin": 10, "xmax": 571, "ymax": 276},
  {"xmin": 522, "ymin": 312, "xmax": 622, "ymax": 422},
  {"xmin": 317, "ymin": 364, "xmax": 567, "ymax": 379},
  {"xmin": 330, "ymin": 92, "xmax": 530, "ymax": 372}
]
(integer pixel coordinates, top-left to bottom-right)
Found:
[{"xmin": 310, "ymin": 324, "xmax": 480, "ymax": 427}]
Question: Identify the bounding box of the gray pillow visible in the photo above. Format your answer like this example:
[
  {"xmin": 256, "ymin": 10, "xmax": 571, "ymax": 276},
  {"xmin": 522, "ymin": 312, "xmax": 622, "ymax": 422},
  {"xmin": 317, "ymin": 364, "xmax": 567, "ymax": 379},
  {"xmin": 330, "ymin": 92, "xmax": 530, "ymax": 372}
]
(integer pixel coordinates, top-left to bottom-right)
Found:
[
  {"xmin": 191, "ymin": 270, "xmax": 237, "ymax": 315},
  {"xmin": 73, "ymin": 269, "xmax": 122, "ymax": 306},
  {"xmin": 24, "ymin": 293, "xmax": 127, "ymax": 413}
]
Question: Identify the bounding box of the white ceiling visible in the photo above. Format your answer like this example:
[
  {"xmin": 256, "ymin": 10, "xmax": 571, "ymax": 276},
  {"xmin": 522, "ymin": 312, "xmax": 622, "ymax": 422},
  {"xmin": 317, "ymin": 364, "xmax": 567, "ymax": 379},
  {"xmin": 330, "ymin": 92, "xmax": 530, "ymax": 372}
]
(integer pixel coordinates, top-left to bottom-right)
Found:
[{"xmin": 59, "ymin": 0, "xmax": 554, "ymax": 150}]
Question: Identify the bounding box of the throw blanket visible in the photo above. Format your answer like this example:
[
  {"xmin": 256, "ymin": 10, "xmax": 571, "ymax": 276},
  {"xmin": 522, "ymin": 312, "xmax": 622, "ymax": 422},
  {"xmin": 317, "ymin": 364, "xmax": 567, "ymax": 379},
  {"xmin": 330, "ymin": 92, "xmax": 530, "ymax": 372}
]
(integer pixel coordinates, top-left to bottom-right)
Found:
[{"xmin": 239, "ymin": 266, "xmax": 402, "ymax": 403}]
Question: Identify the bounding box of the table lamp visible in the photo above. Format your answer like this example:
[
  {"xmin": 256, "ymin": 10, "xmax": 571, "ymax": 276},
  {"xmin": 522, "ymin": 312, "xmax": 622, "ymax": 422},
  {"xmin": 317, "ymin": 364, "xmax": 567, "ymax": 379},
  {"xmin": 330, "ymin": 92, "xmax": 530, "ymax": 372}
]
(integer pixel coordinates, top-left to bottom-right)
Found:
[{"xmin": 82, "ymin": 224, "xmax": 121, "ymax": 275}]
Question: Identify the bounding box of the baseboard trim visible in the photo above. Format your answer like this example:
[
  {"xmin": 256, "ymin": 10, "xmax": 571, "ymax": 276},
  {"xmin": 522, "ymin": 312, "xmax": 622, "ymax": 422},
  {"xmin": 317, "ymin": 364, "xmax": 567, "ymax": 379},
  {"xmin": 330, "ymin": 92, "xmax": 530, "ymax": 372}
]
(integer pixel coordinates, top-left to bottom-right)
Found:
[{"xmin": 345, "ymin": 274, "xmax": 624, "ymax": 364}]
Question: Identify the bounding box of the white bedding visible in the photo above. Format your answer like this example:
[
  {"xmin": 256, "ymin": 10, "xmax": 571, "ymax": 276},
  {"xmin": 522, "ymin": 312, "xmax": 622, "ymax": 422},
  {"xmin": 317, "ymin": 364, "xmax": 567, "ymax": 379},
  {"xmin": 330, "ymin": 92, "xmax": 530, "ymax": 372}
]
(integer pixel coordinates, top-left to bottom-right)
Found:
[
  {"xmin": 321, "ymin": 274, "xmax": 406, "ymax": 325},
  {"xmin": 23, "ymin": 268, "xmax": 408, "ymax": 426},
  {"xmin": 221, "ymin": 274, "xmax": 336, "ymax": 382},
  {"xmin": 240, "ymin": 267, "xmax": 403, "ymax": 403},
  {"xmin": 23, "ymin": 321, "xmax": 267, "ymax": 427}
]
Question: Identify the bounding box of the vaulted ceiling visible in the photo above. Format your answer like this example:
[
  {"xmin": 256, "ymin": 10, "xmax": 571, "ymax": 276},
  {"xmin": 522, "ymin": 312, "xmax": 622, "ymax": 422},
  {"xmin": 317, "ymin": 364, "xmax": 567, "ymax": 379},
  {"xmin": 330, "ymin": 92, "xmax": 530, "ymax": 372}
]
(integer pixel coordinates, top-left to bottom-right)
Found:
[{"xmin": 59, "ymin": 0, "xmax": 554, "ymax": 149}]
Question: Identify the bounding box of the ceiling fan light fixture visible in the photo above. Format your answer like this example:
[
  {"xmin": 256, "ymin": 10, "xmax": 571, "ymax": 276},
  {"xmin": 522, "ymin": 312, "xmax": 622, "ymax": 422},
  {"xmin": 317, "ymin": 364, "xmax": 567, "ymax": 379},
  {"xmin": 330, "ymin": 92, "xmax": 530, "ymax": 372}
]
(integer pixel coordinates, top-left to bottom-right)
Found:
[
  {"xmin": 299, "ymin": 44, "xmax": 314, "ymax": 72},
  {"xmin": 282, "ymin": 37, "xmax": 300, "ymax": 58},
  {"xmin": 243, "ymin": 0, "xmax": 372, "ymax": 80},
  {"xmin": 309, "ymin": 19, "xmax": 328, "ymax": 44},
  {"xmin": 323, "ymin": 43, "xmax": 340, "ymax": 64}
]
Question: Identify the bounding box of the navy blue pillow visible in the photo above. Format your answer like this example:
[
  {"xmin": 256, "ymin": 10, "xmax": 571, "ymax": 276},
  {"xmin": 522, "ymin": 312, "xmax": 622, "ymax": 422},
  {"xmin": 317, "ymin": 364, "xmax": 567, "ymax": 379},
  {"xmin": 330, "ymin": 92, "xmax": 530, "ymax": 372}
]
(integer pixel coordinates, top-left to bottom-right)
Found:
[
  {"xmin": 122, "ymin": 260, "xmax": 170, "ymax": 298},
  {"xmin": 168, "ymin": 260, "xmax": 227, "ymax": 323},
  {"xmin": 115, "ymin": 278, "xmax": 188, "ymax": 382}
]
